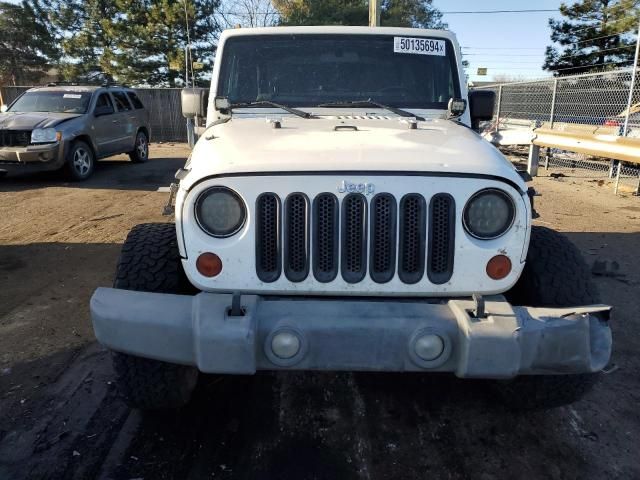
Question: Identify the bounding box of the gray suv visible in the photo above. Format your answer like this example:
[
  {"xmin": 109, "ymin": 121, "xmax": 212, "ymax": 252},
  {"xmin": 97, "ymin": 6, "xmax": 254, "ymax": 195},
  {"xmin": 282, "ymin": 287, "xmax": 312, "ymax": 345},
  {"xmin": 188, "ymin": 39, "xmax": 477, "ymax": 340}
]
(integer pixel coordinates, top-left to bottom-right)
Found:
[{"xmin": 0, "ymin": 85, "xmax": 151, "ymax": 180}]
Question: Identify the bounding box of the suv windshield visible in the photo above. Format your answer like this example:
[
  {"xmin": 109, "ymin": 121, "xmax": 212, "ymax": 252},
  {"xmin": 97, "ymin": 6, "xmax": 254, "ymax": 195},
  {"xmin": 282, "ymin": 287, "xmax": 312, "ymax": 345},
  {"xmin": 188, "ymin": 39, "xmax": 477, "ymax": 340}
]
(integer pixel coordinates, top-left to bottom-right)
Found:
[
  {"xmin": 218, "ymin": 34, "xmax": 460, "ymax": 110},
  {"xmin": 9, "ymin": 91, "xmax": 92, "ymax": 114}
]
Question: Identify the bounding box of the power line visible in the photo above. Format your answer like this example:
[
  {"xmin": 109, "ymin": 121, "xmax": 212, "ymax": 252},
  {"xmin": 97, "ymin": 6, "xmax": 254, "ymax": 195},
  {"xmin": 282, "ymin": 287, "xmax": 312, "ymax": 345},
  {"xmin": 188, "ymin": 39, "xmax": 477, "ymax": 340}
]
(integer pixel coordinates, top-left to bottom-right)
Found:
[
  {"xmin": 463, "ymin": 45, "xmax": 635, "ymax": 59},
  {"xmin": 552, "ymin": 59, "xmax": 634, "ymax": 72},
  {"xmin": 441, "ymin": 9, "xmax": 557, "ymax": 14},
  {"xmin": 563, "ymin": 14, "xmax": 640, "ymax": 34},
  {"xmin": 571, "ymin": 30, "xmax": 636, "ymax": 46},
  {"xmin": 462, "ymin": 47, "xmax": 541, "ymax": 50},
  {"xmin": 463, "ymin": 54, "xmax": 542, "ymax": 57}
]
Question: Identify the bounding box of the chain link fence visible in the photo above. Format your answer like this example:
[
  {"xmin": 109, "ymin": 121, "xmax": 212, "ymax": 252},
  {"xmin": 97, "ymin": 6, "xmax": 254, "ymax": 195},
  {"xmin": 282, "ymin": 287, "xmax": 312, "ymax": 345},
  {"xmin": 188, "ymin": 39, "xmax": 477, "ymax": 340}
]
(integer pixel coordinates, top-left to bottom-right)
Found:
[
  {"xmin": 477, "ymin": 68, "xmax": 638, "ymax": 135},
  {"xmin": 475, "ymin": 68, "xmax": 640, "ymax": 195},
  {"xmin": 0, "ymin": 86, "xmax": 188, "ymax": 142}
]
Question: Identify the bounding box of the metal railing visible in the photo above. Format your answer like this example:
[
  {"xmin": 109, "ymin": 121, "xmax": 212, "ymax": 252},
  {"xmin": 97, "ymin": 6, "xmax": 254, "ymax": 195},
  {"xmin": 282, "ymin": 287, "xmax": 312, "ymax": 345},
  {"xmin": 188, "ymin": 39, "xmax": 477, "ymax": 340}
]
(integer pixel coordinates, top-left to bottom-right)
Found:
[{"xmin": 0, "ymin": 86, "xmax": 188, "ymax": 142}]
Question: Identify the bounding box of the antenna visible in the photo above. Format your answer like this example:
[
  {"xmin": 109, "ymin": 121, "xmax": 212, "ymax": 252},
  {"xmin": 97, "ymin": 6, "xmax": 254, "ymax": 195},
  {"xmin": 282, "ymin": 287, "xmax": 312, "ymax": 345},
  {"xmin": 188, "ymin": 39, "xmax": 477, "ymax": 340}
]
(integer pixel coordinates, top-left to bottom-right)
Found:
[{"xmin": 183, "ymin": 0, "xmax": 195, "ymax": 88}]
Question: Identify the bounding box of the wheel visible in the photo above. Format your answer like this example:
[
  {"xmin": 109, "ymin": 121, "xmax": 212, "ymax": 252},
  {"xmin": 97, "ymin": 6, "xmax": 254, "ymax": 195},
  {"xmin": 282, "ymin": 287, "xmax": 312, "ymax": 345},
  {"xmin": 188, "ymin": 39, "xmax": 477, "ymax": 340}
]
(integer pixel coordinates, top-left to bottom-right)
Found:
[
  {"xmin": 129, "ymin": 130, "xmax": 149, "ymax": 163},
  {"xmin": 111, "ymin": 223, "xmax": 198, "ymax": 410},
  {"xmin": 497, "ymin": 226, "xmax": 603, "ymax": 410},
  {"xmin": 65, "ymin": 140, "xmax": 95, "ymax": 180}
]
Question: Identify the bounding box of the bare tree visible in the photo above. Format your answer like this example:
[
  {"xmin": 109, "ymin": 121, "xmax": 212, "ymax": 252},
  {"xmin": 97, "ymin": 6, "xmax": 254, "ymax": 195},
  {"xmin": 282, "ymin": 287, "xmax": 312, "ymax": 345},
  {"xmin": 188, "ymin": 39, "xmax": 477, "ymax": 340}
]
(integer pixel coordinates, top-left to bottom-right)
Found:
[{"xmin": 215, "ymin": 0, "xmax": 279, "ymax": 29}]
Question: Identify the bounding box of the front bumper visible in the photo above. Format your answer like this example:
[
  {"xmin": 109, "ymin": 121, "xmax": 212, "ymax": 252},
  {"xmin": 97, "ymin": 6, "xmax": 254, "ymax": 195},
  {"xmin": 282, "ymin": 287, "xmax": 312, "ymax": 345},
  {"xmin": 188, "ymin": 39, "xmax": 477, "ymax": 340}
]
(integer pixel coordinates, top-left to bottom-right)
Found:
[
  {"xmin": 0, "ymin": 142, "xmax": 65, "ymax": 174},
  {"xmin": 90, "ymin": 288, "xmax": 612, "ymax": 378}
]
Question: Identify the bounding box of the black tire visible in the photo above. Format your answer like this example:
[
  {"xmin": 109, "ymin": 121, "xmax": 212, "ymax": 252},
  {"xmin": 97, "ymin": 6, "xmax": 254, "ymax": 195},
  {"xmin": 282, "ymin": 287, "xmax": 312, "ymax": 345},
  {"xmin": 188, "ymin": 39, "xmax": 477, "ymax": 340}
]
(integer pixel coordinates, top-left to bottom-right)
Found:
[
  {"xmin": 505, "ymin": 226, "xmax": 600, "ymax": 307},
  {"xmin": 128, "ymin": 130, "xmax": 149, "ymax": 163},
  {"xmin": 65, "ymin": 140, "xmax": 95, "ymax": 181},
  {"xmin": 496, "ymin": 226, "xmax": 603, "ymax": 410},
  {"xmin": 112, "ymin": 223, "xmax": 198, "ymax": 410}
]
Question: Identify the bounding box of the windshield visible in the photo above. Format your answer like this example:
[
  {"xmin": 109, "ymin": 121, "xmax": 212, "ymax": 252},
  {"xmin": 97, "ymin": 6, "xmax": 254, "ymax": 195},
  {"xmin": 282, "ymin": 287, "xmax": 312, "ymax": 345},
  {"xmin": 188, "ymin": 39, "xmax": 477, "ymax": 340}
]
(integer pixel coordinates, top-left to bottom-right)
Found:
[
  {"xmin": 9, "ymin": 91, "xmax": 92, "ymax": 114},
  {"xmin": 217, "ymin": 34, "xmax": 460, "ymax": 109}
]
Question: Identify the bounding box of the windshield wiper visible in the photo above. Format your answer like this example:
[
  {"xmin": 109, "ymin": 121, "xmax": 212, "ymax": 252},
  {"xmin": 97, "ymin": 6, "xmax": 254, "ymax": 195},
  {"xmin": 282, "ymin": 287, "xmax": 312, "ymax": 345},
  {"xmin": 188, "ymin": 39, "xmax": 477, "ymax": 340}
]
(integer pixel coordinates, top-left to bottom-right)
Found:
[
  {"xmin": 315, "ymin": 99, "xmax": 425, "ymax": 121},
  {"xmin": 228, "ymin": 101, "xmax": 315, "ymax": 119}
]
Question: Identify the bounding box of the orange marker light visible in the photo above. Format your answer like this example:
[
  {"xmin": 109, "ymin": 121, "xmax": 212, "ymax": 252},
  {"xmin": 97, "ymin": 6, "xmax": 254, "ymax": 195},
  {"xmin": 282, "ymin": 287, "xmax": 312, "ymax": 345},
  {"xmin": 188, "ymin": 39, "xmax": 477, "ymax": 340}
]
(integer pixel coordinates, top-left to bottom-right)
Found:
[
  {"xmin": 486, "ymin": 255, "xmax": 512, "ymax": 280},
  {"xmin": 196, "ymin": 253, "xmax": 223, "ymax": 277}
]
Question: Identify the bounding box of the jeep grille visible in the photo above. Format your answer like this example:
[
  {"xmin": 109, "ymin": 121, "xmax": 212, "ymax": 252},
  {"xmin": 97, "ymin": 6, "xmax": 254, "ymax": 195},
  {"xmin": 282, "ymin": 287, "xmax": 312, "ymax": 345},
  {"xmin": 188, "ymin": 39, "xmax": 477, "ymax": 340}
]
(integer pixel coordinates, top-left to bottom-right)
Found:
[
  {"xmin": 0, "ymin": 130, "xmax": 31, "ymax": 148},
  {"xmin": 255, "ymin": 192, "xmax": 455, "ymax": 284}
]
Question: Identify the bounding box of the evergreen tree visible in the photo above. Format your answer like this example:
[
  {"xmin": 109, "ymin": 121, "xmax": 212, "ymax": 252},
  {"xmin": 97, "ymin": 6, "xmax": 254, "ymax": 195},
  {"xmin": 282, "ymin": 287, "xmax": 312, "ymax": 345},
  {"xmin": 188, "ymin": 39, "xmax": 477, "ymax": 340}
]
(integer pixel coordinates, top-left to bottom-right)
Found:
[
  {"xmin": 34, "ymin": 0, "xmax": 220, "ymax": 86},
  {"xmin": 544, "ymin": 0, "xmax": 640, "ymax": 75},
  {"xmin": 34, "ymin": 0, "xmax": 120, "ymax": 82},
  {"xmin": 112, "ymin": 0, "xmax": 221, "ymax": 87},
  {"xmin": 0, "ymin": 1, "xmax": 59, "ymax": 85},
  {"xmin": 274, "ymin": 0, "xmax": 445, "ymax": 29}
]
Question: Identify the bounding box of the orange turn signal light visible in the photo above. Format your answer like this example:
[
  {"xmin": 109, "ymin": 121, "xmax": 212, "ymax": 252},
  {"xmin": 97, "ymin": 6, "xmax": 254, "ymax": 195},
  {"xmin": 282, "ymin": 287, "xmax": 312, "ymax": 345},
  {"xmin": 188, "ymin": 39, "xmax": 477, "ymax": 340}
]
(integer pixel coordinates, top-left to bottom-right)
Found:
[
  {"xmin": 196, "ymin": 252, "xmax": 223, "ymax": 277},
  {"xmin": 486, "ymin": 255, "xmax": 512, "ymax": 280}
]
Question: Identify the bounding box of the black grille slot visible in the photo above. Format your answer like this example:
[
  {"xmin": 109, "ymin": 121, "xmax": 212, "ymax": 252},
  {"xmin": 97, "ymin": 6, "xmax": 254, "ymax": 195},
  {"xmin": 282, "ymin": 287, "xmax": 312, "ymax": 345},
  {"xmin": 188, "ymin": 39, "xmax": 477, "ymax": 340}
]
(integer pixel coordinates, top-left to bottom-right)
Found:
[
  {"xmin": 284, "ymin": 193, "xmax": 310, "ymax": 282},
  {"xmin": 369, "ymin": 194, "xmax": 397, "ymax": 283},
  {"xmin": 0, "ymin": 130, "xmax": 31, "ymax": 148},
  {"xmin": 313, "ymin": 193, "xmax": 339, "ymax": 283},
  {"xmin": 255, "ymin": 193, "xmax": 281, "ymax": 282},
  {"xmin": 341, "ymin": 193, "xmax": 367, "ymax": 283},
  {"xmin": 428, "ymin": 193, "xmax": 455, "ymax": 284},
  {"xmin": 398, "ymin": 194, "xmax": 427, "ymax": 284}
]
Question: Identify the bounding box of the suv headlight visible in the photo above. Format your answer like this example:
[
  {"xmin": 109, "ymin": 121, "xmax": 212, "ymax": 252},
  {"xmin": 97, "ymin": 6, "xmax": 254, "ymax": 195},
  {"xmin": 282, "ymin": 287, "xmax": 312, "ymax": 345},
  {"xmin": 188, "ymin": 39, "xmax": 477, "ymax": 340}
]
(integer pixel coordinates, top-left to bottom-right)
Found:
[
  {"xmin": 463, "ymin": 188, "xmax": 515, "ymax": 240},
  {"xmin": 195, "ymin": 186, "xmax": 246, "ymax": 237},
  {"xmin": 31, "ymin": 128, "xmax": 60, "ymax": 144}
]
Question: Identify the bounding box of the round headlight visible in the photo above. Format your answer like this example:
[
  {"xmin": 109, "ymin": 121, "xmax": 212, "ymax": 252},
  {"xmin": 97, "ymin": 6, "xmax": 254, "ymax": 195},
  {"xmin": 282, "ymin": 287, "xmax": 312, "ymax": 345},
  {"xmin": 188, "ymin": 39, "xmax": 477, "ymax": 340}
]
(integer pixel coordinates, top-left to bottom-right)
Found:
[
  {"xmin": 195, "ymin": 187, "xmax": 246, "ymax": 237},
  {"xmin": 463, "ymin": 189, "xmax": 515, "ymax": 240}
]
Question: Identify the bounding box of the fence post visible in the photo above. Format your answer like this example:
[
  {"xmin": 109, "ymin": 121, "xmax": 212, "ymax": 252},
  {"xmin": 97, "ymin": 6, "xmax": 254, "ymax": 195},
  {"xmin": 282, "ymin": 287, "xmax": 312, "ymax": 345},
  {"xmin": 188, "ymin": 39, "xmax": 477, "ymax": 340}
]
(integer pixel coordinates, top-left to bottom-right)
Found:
[
  {"xmin": 528, "ymin": 144, "xmax": 540, "ymax": 176},
  {"xmin": 495, "ymin": 85, "xmax": 502, "ymax": 133},
  {"xmin": 549, "ymin": 79, "xmax": 558, "ymax": 128},
  {"xmin": 623, "ymin": 19, "xmax": 640, "ymax": 136}
]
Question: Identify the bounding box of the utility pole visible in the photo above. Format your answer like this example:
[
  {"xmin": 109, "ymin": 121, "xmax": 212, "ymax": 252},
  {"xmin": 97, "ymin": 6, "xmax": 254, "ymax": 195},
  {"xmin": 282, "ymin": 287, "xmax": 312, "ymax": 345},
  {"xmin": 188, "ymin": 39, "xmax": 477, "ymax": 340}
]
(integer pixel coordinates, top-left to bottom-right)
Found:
[
  {"xmin": 623, "ymin": 17, "xmax": 640, "ymax": 137},
  {"xmin": 369, "ymin": 0, "xmax": 381, "ymax": 27}
]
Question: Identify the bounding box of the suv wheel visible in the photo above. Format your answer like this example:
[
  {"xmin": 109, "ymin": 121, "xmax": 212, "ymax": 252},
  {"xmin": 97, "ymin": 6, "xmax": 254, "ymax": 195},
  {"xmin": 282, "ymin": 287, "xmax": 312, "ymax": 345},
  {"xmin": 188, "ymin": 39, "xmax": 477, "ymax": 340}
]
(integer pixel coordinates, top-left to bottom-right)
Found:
[
  {"xmin": 498, "ymin": 226, "xmax": 604, "ymax": 410},
  {"xmin": 65, "ymin": 141, "xmax": 95, "ymax": 181},
  {"xmin": 111, "ymin": 223, "xmax": 199, "ymax": 410},
  {"xmin": 129, "ymin": 130, "xmax": 149, "ymax": 163}
]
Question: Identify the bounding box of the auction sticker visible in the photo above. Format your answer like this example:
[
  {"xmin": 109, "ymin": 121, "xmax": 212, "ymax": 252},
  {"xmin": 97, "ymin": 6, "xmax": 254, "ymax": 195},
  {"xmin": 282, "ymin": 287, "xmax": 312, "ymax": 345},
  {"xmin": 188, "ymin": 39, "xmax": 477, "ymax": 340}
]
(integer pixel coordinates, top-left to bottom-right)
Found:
[
  {"xmin": 394, "ymin": 37, "xmax": 446, "ymax": 56},
  {"xmin": 63, "ymin": 94, "xmax": 82, "ymax": 99}
]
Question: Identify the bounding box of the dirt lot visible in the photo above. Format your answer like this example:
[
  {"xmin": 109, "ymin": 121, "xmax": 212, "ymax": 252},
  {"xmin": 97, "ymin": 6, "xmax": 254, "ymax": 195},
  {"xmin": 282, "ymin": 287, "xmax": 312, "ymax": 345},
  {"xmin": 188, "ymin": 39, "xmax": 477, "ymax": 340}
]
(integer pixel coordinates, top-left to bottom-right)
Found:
[{"xmin": 1, "ymin": 144, "xmax": 639, "ymax": 480}]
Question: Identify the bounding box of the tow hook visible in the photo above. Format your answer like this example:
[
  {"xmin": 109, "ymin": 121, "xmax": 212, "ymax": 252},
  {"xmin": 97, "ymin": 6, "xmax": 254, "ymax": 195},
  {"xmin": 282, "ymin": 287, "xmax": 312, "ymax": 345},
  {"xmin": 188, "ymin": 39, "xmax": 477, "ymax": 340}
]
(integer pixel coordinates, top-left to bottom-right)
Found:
[
  {"xmin": 162, "ymin": 182, "xmax": 179, "ymax": 216},
  {"xmin": 471, "ymin": 293, "xmax": 486, "ymax": 319}
]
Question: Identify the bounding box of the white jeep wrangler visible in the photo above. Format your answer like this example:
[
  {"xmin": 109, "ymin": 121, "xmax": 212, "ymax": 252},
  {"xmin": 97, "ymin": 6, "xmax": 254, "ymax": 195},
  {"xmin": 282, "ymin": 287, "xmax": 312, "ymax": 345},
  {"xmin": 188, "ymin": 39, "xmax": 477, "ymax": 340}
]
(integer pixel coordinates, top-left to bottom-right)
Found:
[{"xmin": 90, "ymin": 26, "xmax": 612, "ymax": 410}]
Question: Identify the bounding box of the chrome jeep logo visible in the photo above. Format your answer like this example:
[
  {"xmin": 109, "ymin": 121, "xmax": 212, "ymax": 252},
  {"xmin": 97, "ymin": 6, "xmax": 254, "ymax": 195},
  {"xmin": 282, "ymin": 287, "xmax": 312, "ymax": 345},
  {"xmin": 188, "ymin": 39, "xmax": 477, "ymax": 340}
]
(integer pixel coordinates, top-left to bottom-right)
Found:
[{"xmin": 338, "ymin": 181, "xmax": 375, "ymax": 195}]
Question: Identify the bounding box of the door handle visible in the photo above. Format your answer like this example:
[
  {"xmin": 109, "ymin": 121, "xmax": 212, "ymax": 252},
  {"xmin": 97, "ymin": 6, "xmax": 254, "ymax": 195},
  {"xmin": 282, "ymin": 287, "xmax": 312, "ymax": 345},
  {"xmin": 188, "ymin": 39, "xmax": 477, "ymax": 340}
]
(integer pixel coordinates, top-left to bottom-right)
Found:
[{"xmin": 112, "ymin": 120, "xmax": 119, "ymax": 124}]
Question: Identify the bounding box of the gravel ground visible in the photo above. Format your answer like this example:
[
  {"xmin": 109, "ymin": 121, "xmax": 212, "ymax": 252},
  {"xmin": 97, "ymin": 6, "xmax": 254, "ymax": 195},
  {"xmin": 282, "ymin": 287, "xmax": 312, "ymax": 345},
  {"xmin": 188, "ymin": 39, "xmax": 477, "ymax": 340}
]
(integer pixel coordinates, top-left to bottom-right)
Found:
[{"xmin": 0, "ymin": 144, "xmax": 639, "ymax": 480}]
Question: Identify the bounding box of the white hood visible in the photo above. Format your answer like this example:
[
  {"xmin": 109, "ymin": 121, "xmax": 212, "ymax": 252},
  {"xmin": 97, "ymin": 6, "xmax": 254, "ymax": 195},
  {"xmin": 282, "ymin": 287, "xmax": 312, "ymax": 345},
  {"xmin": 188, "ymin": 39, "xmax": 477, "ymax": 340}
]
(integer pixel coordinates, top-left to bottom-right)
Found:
[{"xmin": 184, "ymin": 115, "xmax": 524, "ymax": 190}]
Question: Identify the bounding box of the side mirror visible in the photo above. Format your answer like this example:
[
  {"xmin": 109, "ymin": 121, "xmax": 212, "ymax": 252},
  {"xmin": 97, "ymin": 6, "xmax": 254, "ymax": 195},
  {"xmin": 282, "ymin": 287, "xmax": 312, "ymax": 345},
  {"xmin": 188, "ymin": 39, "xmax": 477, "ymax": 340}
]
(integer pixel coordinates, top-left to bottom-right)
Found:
[
  {"xmin": 469, "ymin": 90, "xmax": 496, "ymax": 131},
  {"xmin": 0, "ymin": 105, "xmax": 8, "ymax": 113},
  {"xmin": 181, "ymin": 88, "xmax": 208, "ymax": 118}
]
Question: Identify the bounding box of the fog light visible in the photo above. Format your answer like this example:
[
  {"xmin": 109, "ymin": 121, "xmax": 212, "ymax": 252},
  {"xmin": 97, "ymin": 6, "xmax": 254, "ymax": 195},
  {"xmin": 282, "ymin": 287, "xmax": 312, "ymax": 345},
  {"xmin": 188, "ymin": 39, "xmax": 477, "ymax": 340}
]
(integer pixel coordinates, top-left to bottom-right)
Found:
[
  {"xmin": 414, "ymin": 334, "xmax": 445, "ymax": 361},
  {"xmin": 196, "ymin": 252, "xmax": 223, "ymax": 277},
  {"xmin": 486, "ymin": 255, "xmax": 512, "ymax": 280},
  {"xmin": 271, "ymin": 331, "xmax": 301, "ymax": 359}
]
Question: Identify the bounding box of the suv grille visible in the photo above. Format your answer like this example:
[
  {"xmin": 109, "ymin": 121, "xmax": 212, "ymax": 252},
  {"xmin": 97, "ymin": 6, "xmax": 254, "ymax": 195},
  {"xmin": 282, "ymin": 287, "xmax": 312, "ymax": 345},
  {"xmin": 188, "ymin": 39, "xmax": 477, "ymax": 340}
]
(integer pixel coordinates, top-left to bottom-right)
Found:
[
  {"xmin": 428, "ymin": 194, "xmax": 456, "ymax": 284},
  {"xmin": 312, "ymin": 193, "xmax": 339, "ymax": 282},
  {"xmin": 255, "ymin": 193, "xmax": 281, "ymax": 282},
  {"xmin": 370, "ymin": 194, "xmax": 397, "ymax": 283},
  {"xmin": 0, "ymin": 130, "xmax": 31, "ymax": 148},
  {"xmin": 284, "ymin": 193, "xmax": 310, "ymax": 282},
  {"xmin": 341, "ymin": 193, "xmax": 368, "ymax": 283},
  {"xmin": 255, "ymin": 192, "xmax": 455, "ymax": 284}
]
